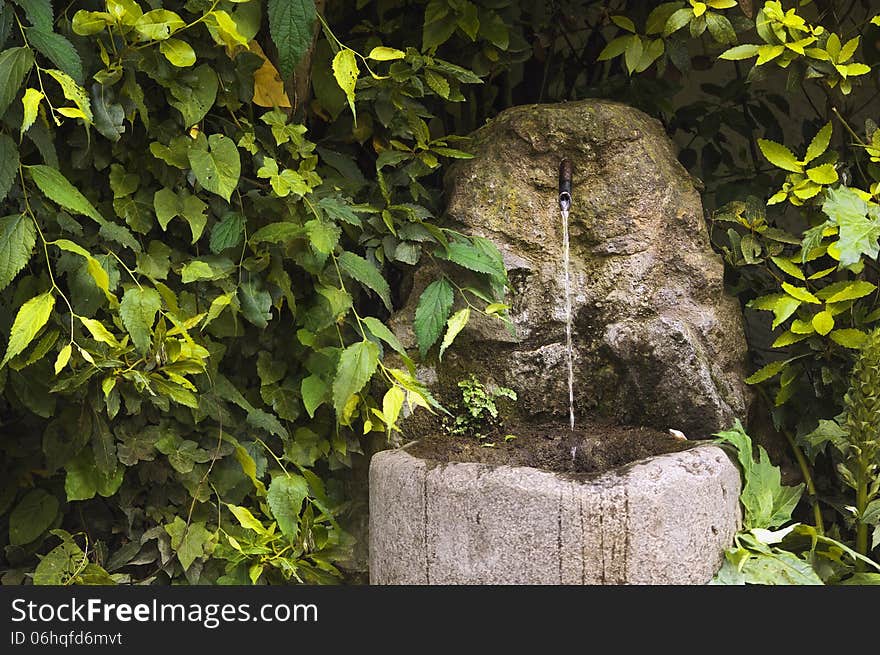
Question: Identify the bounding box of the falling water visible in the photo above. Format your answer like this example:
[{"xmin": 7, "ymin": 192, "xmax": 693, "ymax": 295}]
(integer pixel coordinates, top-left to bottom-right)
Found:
[{"xmin": 558, "ymin": 159, "xmax": 575, "ymax": 432}]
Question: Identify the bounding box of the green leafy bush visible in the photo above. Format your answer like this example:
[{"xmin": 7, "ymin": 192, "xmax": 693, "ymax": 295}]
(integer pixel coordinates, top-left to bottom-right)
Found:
[
  {"xmin": 0, "ymin": 0, "xmax": 515, "ymax": 585},
  {"xmin": 443, "ymin": 374, "xmax": 516, "ymax": 442}
]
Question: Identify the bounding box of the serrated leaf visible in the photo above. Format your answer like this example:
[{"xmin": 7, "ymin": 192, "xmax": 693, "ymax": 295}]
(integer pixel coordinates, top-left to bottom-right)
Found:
[
  {"xmin": 238, "ymin": 281, "xmax": 272, "ymax": 328},
  {"xmin": 45, "ymin": 68, "xmax": 92, "ymax": 123},
  {"xmin": 806, "ymin": 163, "xmax": 838, "ymax": 185},
  {"xmin": 0, "ymin": 134, "xmax": 18, "ymax": 207},
  {"xmin": 337, "ymin": 251, "xmax": 391, "ymax": 310},
  {"xmin": 781, "ymin": 282, "xmax": 821, "ymax": 304},
  {"xmin": 301, "ymin": 374, "xmax": 328, "ymax": 418},
  {"xmin": 9, "ymin": 489, "xmax": 58, "ymax": 546},
  {"xmin": 829, "ymin": 328, "xmax": 868, "ymax": 349},
  {"xmin": 745, "ymin": 360, "xmax": 786, "ymax": 384},
  {"xmin": 362, "ymin": 316, "xmax": 407, "ymax": 358},
  {"xmin": 119, "ymin": 287, "xmax": 161, "ymax": 354},
  {"xmin": 228, "ymin": 504, "xmax": 269, "ymax": 534},
  {"xmin": 267, "ymin": 475, "xmax": 309, "ymax": 540},
  {"xmin": 439, "ymin": 307, "xmax": 470, "ymax": 359},
  {"xmin": 445, "ymin": 241, "xmax": 506, "ymax": 280},
  {"xmin": 159, "ymin": 38, "xmax": 196, "ymax": 67},
  {"xmin": 804, "ymin": 122, "xmax": 832, "ymax": 164},
  {"xmin": 332, "ymin": 340, "xmax": 379, "ymax": 414},
  {"xmin": 210, "ymin": 213, "xmax": 245, "ymax": 253},
  {"xmin": 29, "ymin": 165, "xmax": 103, "ymax": 223},
  {"xmin": 20, "ymin": 88, "xmax": 43, "ymax": 137},
  {"xmin": 425, "ymin": 69, "xmax": 450, "ymax": 99},
  {"xmin": 758, "ymin": 138, "xmax": 802, "ymax": 173},
  {"xmin": 769, "ymin": 256, "xmax": 804, "ymax": 280},
  {"xmin": 1, "ymin": 291, "xmax": 55, "ymax": 368},
  {"xmin": 267, "ymin": 0, "xmax": 316, "ymax": 78},
  {"xmin": 164, "ymin": 517, "xmax": 213, "ymax": 571},
  {"xmin": 332, "ymin": 48, "xmax": 358, "ymax": 123},
  {"xmin": 0, "ymin": 46, "xmax": 34, "ymax": 117},
  {"xmin": 0, "ymin": 213, "xmax": 35, "ymax": 293},
  {"xmin": 825, "ymin": 281, "xmax": 877, "ymax": 303},
  {"xmin": 414, "ymin": 278, "xmax": 454, "ymax": 356},
  {"xmin": 304, "ymin": 218, "xmax": 340, "ymax": 254},
  {"xmin": 26, "ymin": 28, "xmax": 83, "ymax": 84},
  {"xmin": 187, "ymin": 134, "xmax": 240, "ymax": 202}
]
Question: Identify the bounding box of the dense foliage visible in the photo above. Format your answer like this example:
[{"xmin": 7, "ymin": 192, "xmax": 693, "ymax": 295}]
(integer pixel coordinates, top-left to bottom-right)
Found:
[{"xmin": 4, "ymin": 0, "xmax": 880, "ymax": 585}]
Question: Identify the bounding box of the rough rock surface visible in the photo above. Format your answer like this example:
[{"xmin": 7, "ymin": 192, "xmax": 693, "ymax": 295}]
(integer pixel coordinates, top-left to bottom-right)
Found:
[
  {"xmin": 390, "ymin": 99, "xmax": 751, "ymax": 436},
  {"xmin": 369, "ymin": 443, "xmax": 742, "ymax": 584}
]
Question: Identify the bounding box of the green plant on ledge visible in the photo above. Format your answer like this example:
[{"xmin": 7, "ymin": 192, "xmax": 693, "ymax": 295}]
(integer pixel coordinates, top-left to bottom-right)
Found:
[{"xmin": 443, "ymin": 374, "xmax": 516, "ymax": 443}]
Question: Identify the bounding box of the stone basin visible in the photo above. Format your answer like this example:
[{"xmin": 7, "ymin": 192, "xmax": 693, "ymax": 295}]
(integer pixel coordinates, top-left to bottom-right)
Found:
[{"xmin": 369, "ymin": 440, "xmax": 741, "ymax": 585}]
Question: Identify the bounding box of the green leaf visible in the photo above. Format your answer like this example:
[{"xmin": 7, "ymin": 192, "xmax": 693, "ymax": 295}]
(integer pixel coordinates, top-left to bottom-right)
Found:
[
  {"xmin": 812, "ymin": 310, "xmax": 834, "ymax": 336},
  {"xmin": 829, "ymin": 328, "xmax": 868, "ymax": 349},
  {"xmin": 267, "ymin": 475, "xmax": 309, "ymax": 540},
  {"xmin": 304, "ymin": 219, "xmax": 340, "ymax": 254},
  {"xmin": 45, "ymin": 68, "xmax": 92, "ymax": 123},
  {"xmin": 822, "ymin": 188, "xmax": 880, "ymax": 267},
  {"xmin": 781, "ymin": 282, "xmax": 821, "ymax": 304},
  {"xmin": 597, "ymin": 35, "xmax": 630, "ymax": 61},
  {"xmin": 806, "ymin": 163, "xmax": 838, "ymax": 185},
  {"xmin": 134, "ymin": 8, "xmax": 185, "ymax": 41},
  {"xmin": 72, "ymin": 11, "xmax": 113, "ymax": 36},
  {"xmin": 1, "ymin": 291, "xmax": 55, "ymax": 368},
  {"xmin": 11, "ymin": 0, "xmax": 52, "ymax": 30},
  {"xmin": 9, "ymin": 489, "xmax": 58, "ymax": 546},
  {"xmin": 337, "ymin": 251, "xmax": 392, "ymax": 310},
  {"xmin": 250, "ymin": 222, "xmax": 302, "ymax": 244},
  {"xmin": 738, "ymin": 549, "xmax": 824, "ymax": 585},
  {"xmin": 187, "ymin": 134, "xmax": 241, "ymax": 202},
  {"xmin": 368, "ymin": 46, "xmax": 405, "ymax": 61},
  {"xmin": 824, "ymin": 281, "xmax": 877, "ymax": 303},
  {"xmin": 362, "ymin": 316, "xmax": 408, "ymax": 358},
  {"xmin": 159, "ymin": 38, "xmax": 196, "ymax": 67},
  {"xmin": 119, "ymin": 287, "xmax": 161, "ymax": 354},
  {"xmin": 28, "ymin": 165, "xmax": 103, "ymax": 223},
  {"xmin": 745, "ymin": 360, "xmax": 786, "ymax": 385},
  {"xmin": 267, "ymin": 0, "xmax": 317, "ymax": 78},
  {"xmin": 414, "ymin": 278, "xmax": 454, "ymax": 356},
  {"xmin": 33, "ymin": 538, "xmax": 86, "ymax": 585},
  {"xmin": 718, "ymin": 44, "xmax": 761, "ymax": 60},
  {"xmin": 714, "ymin": 420, "xmax": 804, "ymax": 530},
  {"xmin": 757, "ymin": 139, "xmax": 802, "ymax": 173},
  {"xmin": 301, "ymin": 374, "xmax": 328, "ymax": 418},
  {"xmin": 332, "ymin": 340, "xmax": 380, "ymax": 413},
  {"xmin": 238, "ymin": 281, "xmax": 272, "ymax": 328},
  {"xmin": 165, "ymin": 517, "xmax": 214, "ymax": 571},
  {"xmin": 705, "ymin": 13, "xmax": 737, "ymax": 45},
  {"xmin": 26, "ymin": 28, "xmax": 83, "ymax": 84},
  {"xmin": 0, "ymin": 213, "xmax": 35, "ymax": 293},
  {"xmin": 769, "ymin": 256, "xmax": 804, "ymax": 280},
  {"xmin": 663, "ymin": 7, "xmax": 693, "ymax": 36},
  {"xmin": 445, "ymin": 241, "xmax": 505, "ymax": 280},
  {"xmin": 0, "ymin": 47, "xmax": 34, "ymax": 118},
  {"xmin": 210, "ymin": 213, "xmax": 245, "ymax": 253},
  {"xmin": 227, "ymin": 504, "xmax": 270, "ymax": 534},
  {"xmin": 332, "ymin": 48, "xmax": 359, "ymax": 123},
  {"xmin": 439, "ymin": 307, "xmax": 470, "ymax": 359},
  {"xmin": 0, "ymin": 133, "xmax": 18, "ymax": 203},
  {"xmin": 168, "ymin": 65, "xmax": 218, "ymax": 127},
  {"xmin": 65, "ymin": 450, "xmax": 123, "ymax": 501},
  {"xmin": 804, "ymin": 122, "xmax": 833, "ymax": 164}
]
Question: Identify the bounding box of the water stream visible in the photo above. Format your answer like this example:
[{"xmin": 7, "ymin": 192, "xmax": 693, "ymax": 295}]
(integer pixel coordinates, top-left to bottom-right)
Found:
[{"xmin": 558, "ymin": 158, "xmax": 575, "ymax": 433}]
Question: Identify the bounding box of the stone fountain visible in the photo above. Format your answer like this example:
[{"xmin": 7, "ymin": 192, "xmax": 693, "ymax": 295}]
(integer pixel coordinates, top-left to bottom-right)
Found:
[{"xmin": 369, "ymin": 99, "xmax": 750, "ymax": 584}]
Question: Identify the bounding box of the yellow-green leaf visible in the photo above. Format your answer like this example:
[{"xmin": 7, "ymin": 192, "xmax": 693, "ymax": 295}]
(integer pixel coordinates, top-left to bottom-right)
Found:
[
  {"xmin": 382, "ymin": 385, "xmax": 405, "ymax": 431},
  {"xmin": 439, "ymin": 307, "xmax": 470, "ymax": 360},
  {"xmin": 744, "ymin": 360, "xmax": 786, "ymax": 384},
  {"xmin": 159, "ymin": 38, "xmax": 196, "ymax": 67},
  {"xmin": 758, "ymin": 139, "xmax": 801, "ymax": 172},
  {"xmin": 770, "ymin": 256, "xmax": 805, "ymax": 280},
  {"xmin": 368, "ymin": 46, "xmax": 405, "ymax": 61},
  {"xmin": 45, "ymin": 69, "xmax": 92, "ymax": 124},
  {"xmin": 806, "ymin": 163, "xmax": 838, "ymax": 185},
  {"xmin": 20, "ymin": 88, "xmax": 44, "ymax": 137},
  {"xmin": 134, "ymin": 9, "xmax": 185, "ymax": 41},
  {"xmin": 825, "ymin": 280, "xmax": 877, "ymax": 303},
  {"xmin": 803, "ymin": 122, "xmax": 832, "ymax": 164},
  {"xmin": 226, "ymin": 503, "xmax": 270, "ymax": 534},
  {"xmin": 1, "ymin": 291, "xmax": 55, "ymax": 368},
  {"xmin": 772, "ymin": 331, "xmax": 810, "ymax": 348},
  {"xmin": 782, "ymin": 282, "xmax": 821, "ymax": 304},
  {"xmin": 54, "ymin": 343, "xmax": 71, "ymax": 374},
  {"xmin": 78, "ymin": 316, "xmax": 120, "ymax": 347},
  {"xmin": 812, "ymin": 311, "xmax": 835, "ymax": 336},
  {"xmin": 829, "ymin": 328, "xmax": 868, "ymax": 349},
  {"xmin": 332, "ymin": 49, "xmax": 359, "ymax": 123}
]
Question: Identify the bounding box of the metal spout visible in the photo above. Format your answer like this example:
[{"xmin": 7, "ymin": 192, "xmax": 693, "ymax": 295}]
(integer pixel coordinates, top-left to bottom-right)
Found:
[{"xmin": 558, "ymin": 159, "xmax": 572, "ymax": 213}]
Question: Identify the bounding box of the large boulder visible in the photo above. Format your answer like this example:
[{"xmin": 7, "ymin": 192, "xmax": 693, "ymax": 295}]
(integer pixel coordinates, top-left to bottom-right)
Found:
[{"xmin": 392, "ymin": 99, "xmax": 750, "ymax": 436}]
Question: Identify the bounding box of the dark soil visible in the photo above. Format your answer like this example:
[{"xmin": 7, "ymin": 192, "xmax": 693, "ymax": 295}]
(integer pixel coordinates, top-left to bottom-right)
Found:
[{"xmin": 406, "ymin": 418, "xmax": 696, "ymax": 476}]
